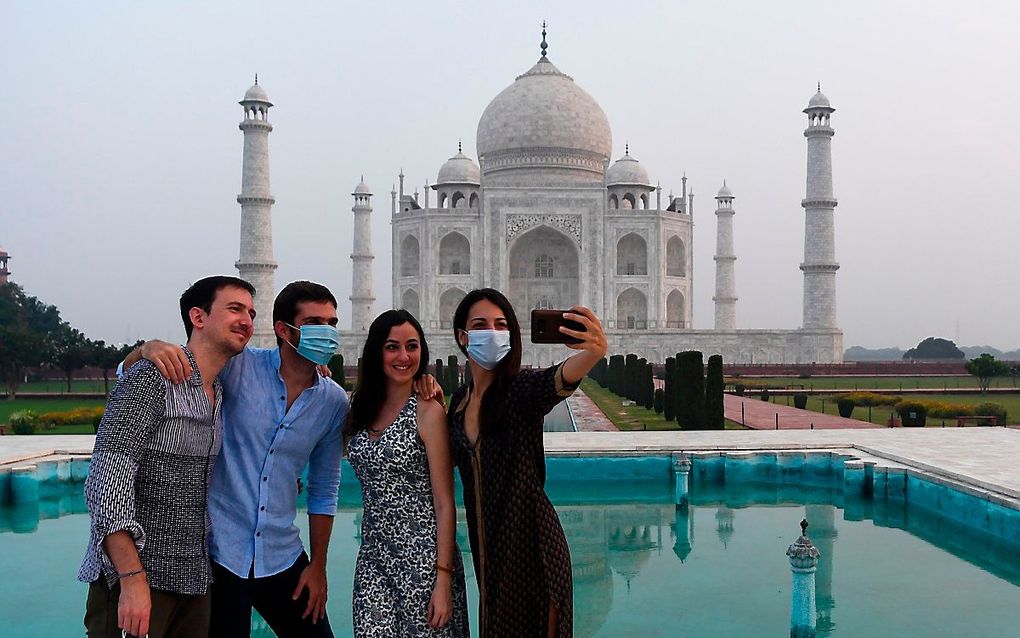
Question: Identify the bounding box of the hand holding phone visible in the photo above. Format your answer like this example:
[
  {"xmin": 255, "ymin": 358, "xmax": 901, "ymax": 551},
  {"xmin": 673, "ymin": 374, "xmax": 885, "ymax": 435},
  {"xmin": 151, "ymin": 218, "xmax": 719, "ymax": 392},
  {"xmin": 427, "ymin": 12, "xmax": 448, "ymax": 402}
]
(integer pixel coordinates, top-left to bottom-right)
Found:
[{"xmin": 531, "ymin": 309, "xmax": 587, "ymax": 345}]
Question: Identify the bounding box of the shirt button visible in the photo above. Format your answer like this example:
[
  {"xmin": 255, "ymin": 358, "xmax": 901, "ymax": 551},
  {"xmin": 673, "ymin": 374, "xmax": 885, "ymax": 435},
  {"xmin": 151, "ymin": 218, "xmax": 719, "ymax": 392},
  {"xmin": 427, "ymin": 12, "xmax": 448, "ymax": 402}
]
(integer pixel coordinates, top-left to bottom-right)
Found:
[
  {"xmin": 256, "ymin": 532, "xmax": 261, "ymax": 537},
  {"xmin": 262, "ymin": 477, "xmax": 268, "ymax": 482},
  {"xmin": 279, "ymin": 425, "xmax": 285, "ymax": 430},
  {"xmin": 260, "ymin": 506, "xmax": 265, "ymax": 511},
  {"xmin": 280, "ymin": 396, "xmax": 285, "ymax": 401},
  {"xmin": 270, "ymin": 449, "xmax": 275, "ymax": 454}
]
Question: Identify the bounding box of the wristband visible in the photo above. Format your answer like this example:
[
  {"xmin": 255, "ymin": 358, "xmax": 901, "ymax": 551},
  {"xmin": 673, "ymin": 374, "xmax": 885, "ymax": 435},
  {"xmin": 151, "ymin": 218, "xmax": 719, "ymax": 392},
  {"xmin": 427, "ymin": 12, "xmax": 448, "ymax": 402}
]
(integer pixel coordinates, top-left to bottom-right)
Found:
[{"xmin": 117, "ymin": 568, "xmax": 146, "ymax": 579}]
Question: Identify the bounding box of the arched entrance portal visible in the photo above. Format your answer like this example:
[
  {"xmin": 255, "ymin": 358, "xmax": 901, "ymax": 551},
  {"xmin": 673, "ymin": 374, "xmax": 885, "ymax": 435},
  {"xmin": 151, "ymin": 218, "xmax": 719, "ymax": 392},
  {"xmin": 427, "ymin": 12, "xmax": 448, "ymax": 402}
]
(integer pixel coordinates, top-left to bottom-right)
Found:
[{"xmin": 508, "ymin": 225, "xmax": 579, "ymax": 325}]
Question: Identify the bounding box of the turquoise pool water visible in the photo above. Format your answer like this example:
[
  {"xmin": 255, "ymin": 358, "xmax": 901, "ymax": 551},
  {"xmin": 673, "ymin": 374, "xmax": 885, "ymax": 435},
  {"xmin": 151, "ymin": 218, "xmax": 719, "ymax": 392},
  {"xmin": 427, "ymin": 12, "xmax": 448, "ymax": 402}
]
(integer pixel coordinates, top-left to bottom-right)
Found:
[{"xmin": 1, "ymin": 465, "xmax": 1018, "ymax": 636}]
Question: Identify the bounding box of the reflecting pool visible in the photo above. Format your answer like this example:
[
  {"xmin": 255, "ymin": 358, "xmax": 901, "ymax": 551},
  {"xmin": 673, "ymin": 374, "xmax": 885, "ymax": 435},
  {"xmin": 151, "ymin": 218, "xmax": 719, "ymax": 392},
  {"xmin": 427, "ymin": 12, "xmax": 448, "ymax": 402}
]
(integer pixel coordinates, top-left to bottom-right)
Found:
[{"xmin": 1, "ymin": 479, "xmax": 1018, "ymax": 636}]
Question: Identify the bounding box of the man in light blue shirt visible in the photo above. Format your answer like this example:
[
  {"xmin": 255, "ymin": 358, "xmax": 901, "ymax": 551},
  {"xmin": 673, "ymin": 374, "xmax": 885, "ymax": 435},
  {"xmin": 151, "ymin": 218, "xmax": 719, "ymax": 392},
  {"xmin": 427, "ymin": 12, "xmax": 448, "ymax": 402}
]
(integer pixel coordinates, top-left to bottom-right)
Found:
[{"xmin": 127, "ymin": 281, "xmax": 346, "ymax": 637}]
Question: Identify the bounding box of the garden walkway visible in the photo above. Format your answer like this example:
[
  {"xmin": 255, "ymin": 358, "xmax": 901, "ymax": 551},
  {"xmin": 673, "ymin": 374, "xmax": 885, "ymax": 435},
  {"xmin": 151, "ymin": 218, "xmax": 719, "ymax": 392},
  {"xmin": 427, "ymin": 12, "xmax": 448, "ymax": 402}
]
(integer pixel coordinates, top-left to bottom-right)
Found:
[
  {"xmin": 566, "ymin": 389, "xmax": 618, "ymax": 432},
  {"xmin": 724, "ymin": 394, "xmax": 878, "ymax": 430}
]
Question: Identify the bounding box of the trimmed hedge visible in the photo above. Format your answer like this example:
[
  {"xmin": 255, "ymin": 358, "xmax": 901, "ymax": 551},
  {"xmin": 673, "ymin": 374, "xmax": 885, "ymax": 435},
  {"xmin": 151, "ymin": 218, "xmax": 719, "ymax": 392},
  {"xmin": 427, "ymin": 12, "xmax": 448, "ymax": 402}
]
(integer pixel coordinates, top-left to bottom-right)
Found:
[
  {"xmin": 705, "ymin": 355, "xmax": 725, "ymax": 430},
  {"xmin": 653, "ymin": 388, "xmax": 664, "ymax": 414},
  {"xmin": 896, "ymin": 401, "xmax": 928, "ymax": 427},
  {"xmin": 9, "ymin": 410, "xmax": 39, "ymax": 435},
  {"xmin": 37, "ymin": 406, "xmax": 105, "ymax": 426},
  {"xmin": 837, "ymin": 398, "xmax": 855, "ymax": 418},
  {"xmin": 793, "ymin": 394, "xmax": 808, "ymax": 410}
]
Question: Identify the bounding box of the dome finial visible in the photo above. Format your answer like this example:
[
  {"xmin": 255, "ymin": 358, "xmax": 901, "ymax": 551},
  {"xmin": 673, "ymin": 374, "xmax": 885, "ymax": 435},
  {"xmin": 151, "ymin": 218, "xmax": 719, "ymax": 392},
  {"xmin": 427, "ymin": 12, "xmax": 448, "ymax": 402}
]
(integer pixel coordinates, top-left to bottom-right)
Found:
[
  {"xmin": 817, "ymin": 81, "xmax": 821, "ymax": 93},
  {"xmin": 458, "ymin": 138, "xmax": 462, "ymax": 153},
  {"xmin": 540, "ymin": 21, "xmax": 548, "ymax": 58},
  {"xmin": 625, "ymin": 142, "xmax": 629, "ymax": 156},
  {"xmin": 255, "ymin": 73, "xmax": 258, "ymax": 85}
]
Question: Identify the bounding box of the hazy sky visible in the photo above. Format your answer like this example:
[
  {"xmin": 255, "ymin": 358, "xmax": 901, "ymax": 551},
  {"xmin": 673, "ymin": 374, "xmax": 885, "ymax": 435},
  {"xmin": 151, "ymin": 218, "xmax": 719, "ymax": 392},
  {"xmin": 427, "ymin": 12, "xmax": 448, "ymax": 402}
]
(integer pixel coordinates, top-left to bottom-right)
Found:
[{"xmin": 3, "ymin": 0, "xmax": 1019, "ymax": 350}]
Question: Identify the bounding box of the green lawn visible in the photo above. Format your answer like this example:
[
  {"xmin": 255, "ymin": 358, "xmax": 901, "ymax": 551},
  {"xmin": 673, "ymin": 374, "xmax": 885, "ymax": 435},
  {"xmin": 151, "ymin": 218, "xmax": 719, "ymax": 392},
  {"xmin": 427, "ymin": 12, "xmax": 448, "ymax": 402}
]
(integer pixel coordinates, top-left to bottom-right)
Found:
[
  {"xmin": 765, "ymin": 392, "xmax": 1018, "ymax": 426},
  {"xmin": 0, "ymin": 398, "xmax": 106, "ymax": 428},
  {"xmin": 580, "ymin": 379, "xmax": 744, "ymax": 431},
  {"xmin": 8, "ymin": 379, "xmax": 111, "ymax": 394},
  {"xmin": 730, "ymin": 375, "xmax": 1017, "ymax": 391}
]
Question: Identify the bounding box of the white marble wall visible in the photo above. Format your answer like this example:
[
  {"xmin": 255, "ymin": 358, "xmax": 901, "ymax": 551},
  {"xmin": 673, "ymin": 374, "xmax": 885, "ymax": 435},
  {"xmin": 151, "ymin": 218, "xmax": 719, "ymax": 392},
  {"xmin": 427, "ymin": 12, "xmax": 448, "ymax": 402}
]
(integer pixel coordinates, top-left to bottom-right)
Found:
[
  {"xmin": 350, "ymin": 193, "xmax": 374, "ymax": 332},
  {"xmin": 713, "ymin": 198, "xmax": 737, "ymax": 330}
]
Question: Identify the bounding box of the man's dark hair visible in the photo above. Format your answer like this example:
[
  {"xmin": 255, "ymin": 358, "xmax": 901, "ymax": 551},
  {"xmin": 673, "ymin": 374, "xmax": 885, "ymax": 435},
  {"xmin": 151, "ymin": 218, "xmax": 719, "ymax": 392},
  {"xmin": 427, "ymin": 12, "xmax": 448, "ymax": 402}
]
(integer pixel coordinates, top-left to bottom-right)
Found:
[
  {"xmin": 273, "ymin": 281, "xmax": 338, "ymax": 344},
  {"xmin": 347, "ymin": 309, "xmax": 429, "ymax": 437},
  {"xmin": 179, "ymin": 275, "xmax": 256, "ymax": 338}
]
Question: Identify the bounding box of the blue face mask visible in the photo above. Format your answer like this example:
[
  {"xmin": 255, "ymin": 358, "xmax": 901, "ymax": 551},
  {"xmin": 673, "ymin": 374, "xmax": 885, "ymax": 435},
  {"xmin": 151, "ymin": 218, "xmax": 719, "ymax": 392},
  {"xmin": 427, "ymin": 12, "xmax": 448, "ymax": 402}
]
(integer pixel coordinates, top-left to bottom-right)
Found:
[
  {"xmin": 465, "ymin": 330, "xmax": 512, "ymax": 370},
  {"xmin": 284, "ymin": 323, "xmax": 340, "ymax": 365}
]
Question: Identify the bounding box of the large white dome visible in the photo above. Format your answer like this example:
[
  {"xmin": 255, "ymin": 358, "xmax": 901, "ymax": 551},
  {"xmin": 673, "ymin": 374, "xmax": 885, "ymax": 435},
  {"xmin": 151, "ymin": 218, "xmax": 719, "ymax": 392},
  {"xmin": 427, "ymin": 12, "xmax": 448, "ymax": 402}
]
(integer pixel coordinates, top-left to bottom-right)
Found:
[
  {"xmin": 436, "ymin": 150, "xmax": 481, "ymax": 185},
  {"xmin": 475, "ymin": 56, "xmax": 612, "ymax": 174}
]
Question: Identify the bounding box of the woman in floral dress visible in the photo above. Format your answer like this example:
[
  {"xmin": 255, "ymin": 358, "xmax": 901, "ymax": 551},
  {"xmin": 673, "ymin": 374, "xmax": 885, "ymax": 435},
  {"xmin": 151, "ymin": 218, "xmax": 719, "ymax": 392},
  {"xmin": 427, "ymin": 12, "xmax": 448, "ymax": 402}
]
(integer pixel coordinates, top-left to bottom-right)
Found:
[{"xmin": 346, "ymin": 310, "xmax": 469, "ymax": 637}]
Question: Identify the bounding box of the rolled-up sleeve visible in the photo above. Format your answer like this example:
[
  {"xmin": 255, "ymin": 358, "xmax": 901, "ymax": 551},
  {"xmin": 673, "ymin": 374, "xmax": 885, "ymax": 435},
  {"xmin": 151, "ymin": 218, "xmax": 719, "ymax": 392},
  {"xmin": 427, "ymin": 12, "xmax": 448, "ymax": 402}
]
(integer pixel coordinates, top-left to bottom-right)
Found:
[
  {"xmin": 304, "ymin": 402, "xmax": 344, "ymax": 516},
  {"xmin": 82, "ymin": 362, "xmax": 165, "ymax": 576}
]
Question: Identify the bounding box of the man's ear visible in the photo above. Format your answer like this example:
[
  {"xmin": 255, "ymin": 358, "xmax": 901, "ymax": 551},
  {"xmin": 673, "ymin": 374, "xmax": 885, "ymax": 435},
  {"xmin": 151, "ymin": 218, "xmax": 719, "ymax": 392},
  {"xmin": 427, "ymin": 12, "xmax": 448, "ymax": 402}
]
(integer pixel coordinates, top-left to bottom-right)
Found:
[
  {"xmin": 188, "ymin": 307, "xmax": 206, "ymax": 333},
  {"xmin": 274, "ymin": 320, "xmax": 292, "ymax": 344}
]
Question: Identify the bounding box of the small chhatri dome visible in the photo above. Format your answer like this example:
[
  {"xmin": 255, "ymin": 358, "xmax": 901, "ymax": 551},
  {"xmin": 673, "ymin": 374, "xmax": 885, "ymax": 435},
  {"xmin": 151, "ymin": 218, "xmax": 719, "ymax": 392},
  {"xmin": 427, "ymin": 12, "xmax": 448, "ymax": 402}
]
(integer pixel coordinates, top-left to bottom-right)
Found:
[
  {"xmin": 436, "ymin": 144, "xmax": 481, "ymax": 185},
  {"xmin": 354, "ymin": 176, "xmax": 372, "ymax": 195},
  {"xmin": 716, "ymin": 180, "xmax": 733, "ymax": 198},
  {"xmin": 242, "ymin": 76, "xmax": 271, "ymax": 104},
  {"xmin": 606, "ymin": 146, "xmax": 651, "ymax": 186},
  {"xmin": 806, "ymin": 84, "xmax": 832, "ymax": 110}
]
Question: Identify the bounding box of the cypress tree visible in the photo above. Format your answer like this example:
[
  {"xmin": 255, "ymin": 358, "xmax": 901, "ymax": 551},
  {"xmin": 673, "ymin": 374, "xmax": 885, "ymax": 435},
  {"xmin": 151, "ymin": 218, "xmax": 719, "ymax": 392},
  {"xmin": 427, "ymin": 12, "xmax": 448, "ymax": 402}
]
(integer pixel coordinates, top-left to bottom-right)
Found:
[
  {"xmin": 644, "ymin": 362, "xmax": 655, "ymax": 410},
  {"xmin": 327, "ymin": 353, "xmax": 346, "ymax": 389},
  {"xmin": 705, "ymin": 354, "xmax": 725, "ymax": 430},
  {"xmin": 434, "ymin": 358, "xmax": 444, "ymax": 394},
  {"xmin": 625, "ymin": 354, "xmax": 639, "ymax": 400},
  {"xmin": 609, "ymin": 355, "xmax": 625, "ymax": 396},
  {"xmin": 447, "ymin": 354, "xmax": 460, "ymax": 393},
  {"xmin": 663, "ymin": 357, "xmax": 676, "ymax": 421},
  {"xmin": 653, "ymin": 388, "xmax": 664, "ymax": 414},
  {"xmin": 676, "ymin": 351, "xmax": 706, "ymax": 430}
]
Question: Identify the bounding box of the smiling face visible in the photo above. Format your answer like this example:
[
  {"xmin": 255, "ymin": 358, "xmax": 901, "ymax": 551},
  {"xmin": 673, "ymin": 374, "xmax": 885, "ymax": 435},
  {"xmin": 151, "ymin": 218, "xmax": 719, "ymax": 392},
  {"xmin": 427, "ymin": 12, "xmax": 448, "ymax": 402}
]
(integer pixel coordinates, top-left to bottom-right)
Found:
[
  {"xmin": 382, "ymin": 322, "xmax": 422, "ymax": 385},
  {"xmin": 190, "ymin": 285, "xmax": 255, "ymax": 355}
]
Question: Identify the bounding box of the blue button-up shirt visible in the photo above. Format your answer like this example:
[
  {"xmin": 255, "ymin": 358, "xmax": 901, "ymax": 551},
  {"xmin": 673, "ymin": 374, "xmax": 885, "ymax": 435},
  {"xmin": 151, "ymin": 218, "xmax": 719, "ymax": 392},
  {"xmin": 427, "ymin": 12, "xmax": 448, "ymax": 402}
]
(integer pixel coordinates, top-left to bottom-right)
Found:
[{"xmin": 208, "ymin": 346, "xmax": 347, "ymax": 578}]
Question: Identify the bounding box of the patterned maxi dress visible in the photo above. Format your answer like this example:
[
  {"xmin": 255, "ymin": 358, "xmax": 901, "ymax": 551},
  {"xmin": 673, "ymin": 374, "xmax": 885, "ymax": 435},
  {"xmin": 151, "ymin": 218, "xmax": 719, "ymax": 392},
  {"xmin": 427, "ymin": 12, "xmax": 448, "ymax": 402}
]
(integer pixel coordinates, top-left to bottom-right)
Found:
[
  {"xmin": 347, "ymin": 393, "xmax": 470, "ymax": 637},
  {"xmin": 448, "ymin": 364, "xmax": 579, "ymax": 638}
]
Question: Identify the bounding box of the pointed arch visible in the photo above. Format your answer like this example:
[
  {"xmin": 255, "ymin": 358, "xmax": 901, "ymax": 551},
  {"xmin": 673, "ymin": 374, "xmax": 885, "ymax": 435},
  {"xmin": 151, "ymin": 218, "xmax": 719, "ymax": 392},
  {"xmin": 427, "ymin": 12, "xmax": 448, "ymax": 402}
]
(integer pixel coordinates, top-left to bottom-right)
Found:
[
  {"xmin": 469, "ymin": 192, "xmax": 479, "ymax": 208},
  {"xmin": 616, "ymin": 233, "xmax": 648, "ymax": 276},
  {"xmin": 622, "ymin": 193, "xmax": 635, "ymax": 209},
  {"xmin": 439, "ymin": 231, "xmax": 471, "ymax": 275},
  {"xmin": 616, "ymin": 288, "xmax": 648, "ymax": 329},
  {"xmin": 400, "ymin": 235, "xmax": 420, "ymax": 277},
  {"xmin": 609, "ymin": 193, "xmax": 619, "ymax": 209},
  {"xmin": 451, "ymin": 191, "xmax": 465, "ymax": 208},
  {"xmin": 400, "ymin": 288, "xmax": 420, "ymax": 320},
  {"xmin": 508, "ymin": 225, "xmax": 579, "ymax": 321},
  {"xmin": 439, "ymin": 287, "xmax": 467, "ymax": 329},
  {"xmin": 666, "ymin": 289, "xmax": 685, "ymax": 328},
  {"xmin": 666, "ymin": 236, "xmax": 686, "ymax": 277}
]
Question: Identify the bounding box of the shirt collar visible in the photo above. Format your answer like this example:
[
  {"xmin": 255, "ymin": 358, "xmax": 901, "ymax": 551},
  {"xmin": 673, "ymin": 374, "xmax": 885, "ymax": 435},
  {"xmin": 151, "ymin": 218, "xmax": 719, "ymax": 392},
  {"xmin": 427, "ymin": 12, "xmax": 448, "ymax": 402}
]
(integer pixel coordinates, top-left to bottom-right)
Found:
[{"xmin": 182, "ymin": 346, "xmax": 204, "ymax": 387}]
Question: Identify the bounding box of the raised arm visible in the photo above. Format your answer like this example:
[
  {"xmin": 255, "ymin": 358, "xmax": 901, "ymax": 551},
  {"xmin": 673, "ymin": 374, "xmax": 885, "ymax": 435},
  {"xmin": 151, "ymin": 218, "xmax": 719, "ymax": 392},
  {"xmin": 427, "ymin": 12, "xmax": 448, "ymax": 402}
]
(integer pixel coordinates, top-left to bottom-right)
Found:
[
  {"xmin": 123, "ymin": 340, "xmax": 193, "ymax": 384},
  {"xmin": 418, "ymin": 398, "xmax": 456, "ymax": 628},
  {"xmin": 559, "ymin": 305, "xmax": 608, "ymax": 385}
]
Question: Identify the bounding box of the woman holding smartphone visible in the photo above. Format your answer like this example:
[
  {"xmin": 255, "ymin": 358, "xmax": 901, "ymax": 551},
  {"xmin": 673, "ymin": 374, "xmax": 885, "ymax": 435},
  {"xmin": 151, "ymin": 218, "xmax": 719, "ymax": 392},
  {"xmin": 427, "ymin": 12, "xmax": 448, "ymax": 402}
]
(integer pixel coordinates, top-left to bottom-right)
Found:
[{"xmin": 447, "ymin": 288, "xmax": 607, "ymax": 638}]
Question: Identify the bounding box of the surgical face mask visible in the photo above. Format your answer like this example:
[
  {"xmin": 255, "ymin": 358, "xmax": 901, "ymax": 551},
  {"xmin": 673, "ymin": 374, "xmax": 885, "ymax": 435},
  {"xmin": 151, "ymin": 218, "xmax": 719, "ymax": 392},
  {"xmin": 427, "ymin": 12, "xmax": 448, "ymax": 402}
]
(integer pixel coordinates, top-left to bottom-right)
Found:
[
  {"xmin": 465, "ymin": 330, "xmax": 512, "ymax": 370},
  {"xmin": 284, "ymin": 323, "xmax": 340, "ymax": 365}
]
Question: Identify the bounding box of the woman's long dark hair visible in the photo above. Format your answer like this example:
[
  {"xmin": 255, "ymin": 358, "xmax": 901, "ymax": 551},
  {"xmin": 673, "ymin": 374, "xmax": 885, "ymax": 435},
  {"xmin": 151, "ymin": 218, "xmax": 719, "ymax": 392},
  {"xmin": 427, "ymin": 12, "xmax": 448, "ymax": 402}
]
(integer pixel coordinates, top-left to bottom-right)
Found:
[
  {"xmin": 452, "ymin": 288, "xmax": 522, "ymax": 434},
  {"xmin": 347, "ymin": 309, "xmax": 429, "ymax": 436}
]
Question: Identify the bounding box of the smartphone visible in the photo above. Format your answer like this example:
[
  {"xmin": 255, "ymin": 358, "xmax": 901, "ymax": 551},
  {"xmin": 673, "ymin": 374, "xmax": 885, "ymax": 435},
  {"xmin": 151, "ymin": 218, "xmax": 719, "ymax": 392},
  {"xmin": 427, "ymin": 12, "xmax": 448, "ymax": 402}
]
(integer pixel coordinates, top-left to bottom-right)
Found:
[{"xmin": 531, "ymin": 309, "xmax": 586, "ymax": 345}]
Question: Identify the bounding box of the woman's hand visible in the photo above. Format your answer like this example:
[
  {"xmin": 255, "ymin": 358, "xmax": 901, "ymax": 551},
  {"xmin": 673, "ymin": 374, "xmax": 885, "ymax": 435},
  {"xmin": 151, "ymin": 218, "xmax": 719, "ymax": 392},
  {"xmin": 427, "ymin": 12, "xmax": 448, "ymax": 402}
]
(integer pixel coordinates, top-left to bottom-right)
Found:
[
  {"xmin": 561, "ymin": 306, "xmax": 607, "ymax": 358},
  {"xmin": 427, "ymin": 578, "xmax": 453, "ymax": 628},
  {"xmin": 413, "ymin": 374, "xmax": 446, "ymax": 408}
]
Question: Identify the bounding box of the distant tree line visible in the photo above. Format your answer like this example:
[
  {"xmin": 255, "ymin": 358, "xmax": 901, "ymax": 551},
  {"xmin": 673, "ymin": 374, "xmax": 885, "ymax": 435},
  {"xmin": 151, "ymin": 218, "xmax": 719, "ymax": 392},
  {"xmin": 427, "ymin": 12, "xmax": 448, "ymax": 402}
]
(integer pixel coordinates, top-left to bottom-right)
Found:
[{"xmin": 0, "ymin": 282, "xmax": 142, "ymax": 398}]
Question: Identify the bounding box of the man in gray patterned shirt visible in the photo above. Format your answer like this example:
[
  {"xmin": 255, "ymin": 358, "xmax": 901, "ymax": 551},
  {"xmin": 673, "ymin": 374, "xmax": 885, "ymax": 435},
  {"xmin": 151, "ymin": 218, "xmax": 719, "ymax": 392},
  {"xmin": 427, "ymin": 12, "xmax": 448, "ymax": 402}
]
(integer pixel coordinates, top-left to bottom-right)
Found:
[{"xmin": 79, "ymin": 275, "xmax": 256, "ymax": 638}]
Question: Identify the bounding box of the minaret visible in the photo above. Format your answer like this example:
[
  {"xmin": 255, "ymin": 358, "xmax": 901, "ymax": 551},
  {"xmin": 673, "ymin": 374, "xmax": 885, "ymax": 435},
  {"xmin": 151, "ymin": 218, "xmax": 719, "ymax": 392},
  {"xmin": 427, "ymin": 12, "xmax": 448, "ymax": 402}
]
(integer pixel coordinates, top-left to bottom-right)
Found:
[
  {"xmin": 713, "ymin": 182, "xmax": 737, "ymax": 330},
  {"xmin": 350, "ymin": 177, "xmax": 375, "ymax": 332},
  {"xmin": 0, "ymin": 246, "xmax": 10, "ymax": 284},
  {"xmin": 236, "ymin": 76, "xmax": 278, "ymax": 347},
  {"xmin": 801, "ymin": 85, "xmax": 839, "ymax": 330}
]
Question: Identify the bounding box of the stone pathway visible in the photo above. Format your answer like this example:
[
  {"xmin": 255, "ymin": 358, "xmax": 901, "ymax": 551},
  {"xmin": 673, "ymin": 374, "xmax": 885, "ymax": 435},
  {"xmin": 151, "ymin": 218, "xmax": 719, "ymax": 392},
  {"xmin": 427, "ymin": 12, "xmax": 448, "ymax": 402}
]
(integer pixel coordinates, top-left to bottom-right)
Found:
[
  {"xmin": 724, "ymin": 394, "xmax": 878, "ymax": 430},
  {"xmin": 566, "ymin": 389, "xmax": 618, "ymax": 432}
]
